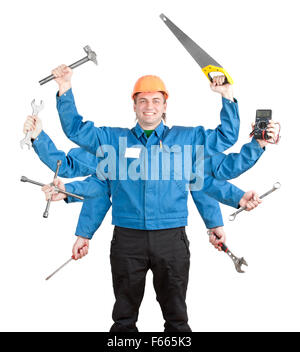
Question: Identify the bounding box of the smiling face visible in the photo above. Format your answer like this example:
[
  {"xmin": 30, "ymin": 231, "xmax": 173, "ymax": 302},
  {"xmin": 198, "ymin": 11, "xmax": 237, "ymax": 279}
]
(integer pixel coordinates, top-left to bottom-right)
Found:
[{"xmin": 133, "ymin": 92, "xmax": 167, "ymax": 130}]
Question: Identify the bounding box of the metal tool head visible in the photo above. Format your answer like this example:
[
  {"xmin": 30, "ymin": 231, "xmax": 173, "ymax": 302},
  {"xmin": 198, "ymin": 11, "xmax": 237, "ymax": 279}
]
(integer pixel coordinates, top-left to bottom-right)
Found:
[
  {"xmin": 229, "ymin": 214, "xmax": 236, "ymax": 222},
  {"xmin": 84, "ymin": 45, "xmax": 98, "ymax": 65},
  {"xmin": 20, "ymin": 176, "xmax": 28, "ymax": 182},
  {"xmin": 234, "ymin": 257, "xmax": 248, "ymax": 273},
  {"xmin": 31, "ymin": 99, "xmax": 45, "ymax": 116},
  {"xmin": 273, "ymin": 182, "xmax": 281, "ymax": 190}
]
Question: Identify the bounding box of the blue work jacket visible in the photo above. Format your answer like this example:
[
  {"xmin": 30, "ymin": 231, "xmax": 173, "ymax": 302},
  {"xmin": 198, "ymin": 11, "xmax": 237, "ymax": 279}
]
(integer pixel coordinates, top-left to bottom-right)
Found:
[
  {"xmin": 33, "ymin": 129, "xmax": 264, "ymax": 237},
  {"xmin": 56, "ymin": 89, "xmax": 243, "ymax": 230}
]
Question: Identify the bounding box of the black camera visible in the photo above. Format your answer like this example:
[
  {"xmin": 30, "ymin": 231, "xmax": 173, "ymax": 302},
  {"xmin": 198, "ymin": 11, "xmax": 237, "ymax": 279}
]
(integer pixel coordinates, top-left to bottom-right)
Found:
[{"xmin": 252, "ymin": 110, "xmax": 272, "ymax": 140}]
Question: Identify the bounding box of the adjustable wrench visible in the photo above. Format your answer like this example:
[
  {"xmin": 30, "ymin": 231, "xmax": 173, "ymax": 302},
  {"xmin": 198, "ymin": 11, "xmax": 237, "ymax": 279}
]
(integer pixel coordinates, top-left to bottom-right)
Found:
[
  {"xmin": 20, "ymin": 99, "xmax": 44, "ymax": 149},
  {"xmin": 229, "ymin": 182, "xmax": 281, "ymax": 221},
  {"xmin": 207, "ymin": 230, "xmax": 248, "ymax": 273}
]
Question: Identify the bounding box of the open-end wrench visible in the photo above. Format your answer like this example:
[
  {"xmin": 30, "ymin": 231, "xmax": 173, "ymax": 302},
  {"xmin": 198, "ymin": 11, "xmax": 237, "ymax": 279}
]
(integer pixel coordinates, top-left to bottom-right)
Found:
[
  {"xmin": 229, "ymin": 182, "xmax": 281, "ymax": 221},
  {"xmin": 39, "ymin": 45, "xmax": 98, "ymax": 85},
  {"xmin": 207, "ymin": 230, "xmax": 248, "ymax": 273},
  {"xmin": 43, "ymin": 160, "xmax": 62, "ymax": 218},
  {"xmin": 20, "ymin": 176, "xmax": 84, "ymax": 200},
  {"xmin": 20, "ymin": 99, "xmax": 44, "ymax": 150}
]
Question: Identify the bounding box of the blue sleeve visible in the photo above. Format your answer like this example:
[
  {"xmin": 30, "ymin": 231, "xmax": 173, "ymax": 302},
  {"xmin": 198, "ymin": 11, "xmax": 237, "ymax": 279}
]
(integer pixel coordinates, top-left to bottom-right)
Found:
[
  {"xmin": 74, "ymin": 177, "xmax": 112, "ymax": 239},
  {"xmin": 194, "ymin": 97, "xmax": 240, "ymax": 157},
  {"xmin": 201, "ymin": 177, "xmax": 245, "ymax": 208},
  {"xmin": 207, "ymin": 138, "xmax": 265, "ymax": 180},
  {"xmin": 56, "ymin": 89, "xmax": 111, "ymax": 155},
  {"xmin": 64, "ymin": 179, "xmax": 91, "ymax": 203},
  {"xmin": 32, "ymin": 130, "xmax": 97, "ymax": 178},
  {"xmin": 190, "ymin": 190, "xmax": 224, "ymax": 229}
]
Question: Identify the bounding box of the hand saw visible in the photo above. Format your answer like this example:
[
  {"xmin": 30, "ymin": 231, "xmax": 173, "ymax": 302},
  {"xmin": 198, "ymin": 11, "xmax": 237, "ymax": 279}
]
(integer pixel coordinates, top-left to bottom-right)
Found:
[{"xmin": 160, "ymin": 14, "xmax": 234, "ymax": 85}]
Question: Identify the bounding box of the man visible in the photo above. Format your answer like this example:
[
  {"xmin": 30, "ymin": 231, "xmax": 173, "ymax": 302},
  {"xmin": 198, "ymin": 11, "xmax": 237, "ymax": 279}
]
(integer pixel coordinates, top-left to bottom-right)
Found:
[
  {"xmin": 30, "ymin": 65, "xmax": 267, "ymax": 332},
  {"xmin": 24, "ymin": 113, "xmax": 275, "ymax": 250}
]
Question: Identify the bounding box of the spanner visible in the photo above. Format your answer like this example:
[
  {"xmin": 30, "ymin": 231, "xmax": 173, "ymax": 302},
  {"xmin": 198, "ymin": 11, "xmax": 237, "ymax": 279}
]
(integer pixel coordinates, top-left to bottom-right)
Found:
[
  {"xmin": 20, "ymin": 99, "xmax": 44, "ymax": 149},
  {"xmin": 43, "ymin": 160, "xmax": 62, "ymax": 218},
  {"xmin": 229, "ymin": 182, "xmax": 281, "ymax": 221},
  {"xmin": 207, "ymin": 230, "xmax": 248, "ymax": 273},
  {"xmin": 20, "ymin": 176, "xmax": 84, "ymax": 200}
]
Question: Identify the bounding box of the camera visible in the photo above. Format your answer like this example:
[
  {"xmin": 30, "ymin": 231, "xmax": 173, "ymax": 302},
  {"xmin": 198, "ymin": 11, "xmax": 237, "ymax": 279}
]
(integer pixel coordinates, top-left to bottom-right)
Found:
[{"xmin": 252, "ymin": 110, "xmax": 272, "ymax": 140}]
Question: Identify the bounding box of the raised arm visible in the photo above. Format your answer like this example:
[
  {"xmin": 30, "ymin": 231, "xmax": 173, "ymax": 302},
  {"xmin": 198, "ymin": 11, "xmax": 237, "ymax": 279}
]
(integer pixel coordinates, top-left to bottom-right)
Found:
[
  {"xmin": 52, "ymin": 65, "xmax": 111, "ymax": 155},
  {"xmin": 194, "ymin": 76, "xmax": 239, "ymax": 157}
]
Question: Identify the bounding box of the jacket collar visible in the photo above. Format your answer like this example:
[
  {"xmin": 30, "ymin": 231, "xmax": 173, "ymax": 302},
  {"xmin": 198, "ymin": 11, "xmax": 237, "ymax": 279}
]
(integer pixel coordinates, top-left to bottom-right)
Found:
[{"xmin": 133, "ymin": 120, "xmax": 165, "ymax": 139}]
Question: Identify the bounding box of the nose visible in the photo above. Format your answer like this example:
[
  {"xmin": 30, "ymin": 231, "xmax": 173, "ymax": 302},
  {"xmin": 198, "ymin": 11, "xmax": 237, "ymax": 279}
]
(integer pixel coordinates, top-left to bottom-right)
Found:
[{"xmin": 145, "ymin": 101, "xmax": 155, "ymax": 110}]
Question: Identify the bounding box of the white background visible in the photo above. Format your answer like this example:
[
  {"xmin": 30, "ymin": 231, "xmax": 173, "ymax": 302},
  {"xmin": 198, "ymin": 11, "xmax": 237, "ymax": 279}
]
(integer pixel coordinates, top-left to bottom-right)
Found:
[{"xmin": 0, "ymin": 0, "xmax": 299, "ymax": 332}]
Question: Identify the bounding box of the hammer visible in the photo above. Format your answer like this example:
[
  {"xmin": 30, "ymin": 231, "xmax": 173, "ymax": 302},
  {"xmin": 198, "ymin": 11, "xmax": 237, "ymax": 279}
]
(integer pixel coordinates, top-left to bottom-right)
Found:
[{"xmin": 39, "ymin": 45, "xmax": 98, "ymax": 85}]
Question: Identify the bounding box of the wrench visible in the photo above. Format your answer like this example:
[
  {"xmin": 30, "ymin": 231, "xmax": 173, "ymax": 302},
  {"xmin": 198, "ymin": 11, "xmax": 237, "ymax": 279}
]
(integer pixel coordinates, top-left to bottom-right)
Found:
[
  {"xmin": 20, "ymin": 99, "xmax": 44, "ymax": 150},
  {"xmin": 229, "ymin": 182, "xmax": 281, "ymax": 221},
  {"xmin": 207, "ymin": 230, "xmax": 248, "ymax": 273},
  {"xmin": 43, "ymin": 160, "xmax": 62, "ymax": 218},
  {"xmin": 39, "ymin": 45, "xmax": 98, "ymax": 85},
  {"xmin": 20, "ymin": 176, "xmax": 84, "ymax": 200}
]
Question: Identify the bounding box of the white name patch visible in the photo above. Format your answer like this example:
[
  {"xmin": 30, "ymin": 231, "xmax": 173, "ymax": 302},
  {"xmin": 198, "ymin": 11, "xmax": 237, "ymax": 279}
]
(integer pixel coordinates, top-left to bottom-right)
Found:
[{"xmin": 125, "ymin": 147, "xmax": 141, "ymax": 158}]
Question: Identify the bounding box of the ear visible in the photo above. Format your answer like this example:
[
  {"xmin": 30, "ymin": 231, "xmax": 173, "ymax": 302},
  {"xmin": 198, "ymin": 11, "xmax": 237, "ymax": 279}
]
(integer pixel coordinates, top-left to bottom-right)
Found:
[
  {"xmin": 163, "ymin": 101, "xmax": 167, "ymax": 112},
  {"xmin": 133, "ymin": 102, "xmax": 137, "ymax": 112}
]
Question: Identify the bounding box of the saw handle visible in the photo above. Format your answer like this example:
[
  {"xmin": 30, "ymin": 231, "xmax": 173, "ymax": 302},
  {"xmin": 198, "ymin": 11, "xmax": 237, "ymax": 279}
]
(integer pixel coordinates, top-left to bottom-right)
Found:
[{"xmin": 202, "ymin": 65, "xmax": 234, "ymax": 85}]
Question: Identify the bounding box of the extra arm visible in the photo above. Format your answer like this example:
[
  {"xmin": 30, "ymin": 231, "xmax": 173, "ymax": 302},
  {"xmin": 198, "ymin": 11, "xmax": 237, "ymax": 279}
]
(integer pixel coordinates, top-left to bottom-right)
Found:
[
  {"xmin": 74, "ymin": 176, "xmax": 112, "ymax": 239},
  {"xmin": 191, "ymin": 191, "xmax": 224, "ymax": 229},
  {"xmin": 32, "ymin": 130, "xmax": 97, "ymax": 178},
  {"xmin": 207, "ymin": 138, "xmax": 265, "ymax": 180},
  {"xmin": 200, "ymin": 177, "xmax": 245, "ymax": 209}
]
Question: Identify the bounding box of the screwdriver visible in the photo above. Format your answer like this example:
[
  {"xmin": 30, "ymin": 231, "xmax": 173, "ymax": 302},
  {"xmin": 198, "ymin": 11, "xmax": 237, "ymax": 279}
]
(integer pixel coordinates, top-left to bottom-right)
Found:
[{"xmin": 45, "ymin": 256, "xmax": 75, "ymax": 281}]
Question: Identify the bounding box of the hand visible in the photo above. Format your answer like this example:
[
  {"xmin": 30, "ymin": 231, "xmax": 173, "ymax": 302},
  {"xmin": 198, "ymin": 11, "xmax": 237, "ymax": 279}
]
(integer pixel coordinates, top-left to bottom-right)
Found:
[
  {"xmin": 253, "ymin": 120, "xmax": 281, "ymax": 147},
  {"xmin": 239, "ymin": 191, "xmax": 262, "ymax": 211},
  {"xmin": 208, "ymin": 226, "xmax": 226, "ymax": 251},
  {"xmin": 51, "ymin": 64, "xmax": 73, "ymax": 95},
  {"xmin": 23, "ymin": 115, "xmax": 42, "ymax": 139},
  {"xmin": 41, "ymin": 178, "xmax": 66, "ymax": 201},
  {"xmin": 210, "ymin": 75, "xmax": 234, "ymax": 101},
  {"xmin": 72, "ymin": 236, "xmax": 89, "ymax": 260}
]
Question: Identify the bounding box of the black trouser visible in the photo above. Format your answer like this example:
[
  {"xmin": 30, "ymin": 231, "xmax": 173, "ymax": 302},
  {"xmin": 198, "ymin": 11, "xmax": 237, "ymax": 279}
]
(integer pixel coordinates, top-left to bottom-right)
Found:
[{"xmin": 109, "ymin": 226, "xmax": 191, "ymax": 332}]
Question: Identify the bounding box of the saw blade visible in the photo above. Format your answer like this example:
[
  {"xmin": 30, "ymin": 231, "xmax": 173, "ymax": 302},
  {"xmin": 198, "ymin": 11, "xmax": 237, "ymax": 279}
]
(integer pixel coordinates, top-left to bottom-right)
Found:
[{"xmin": 160, "ymin": 14, "xmax": 233, "ymax": 84}]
